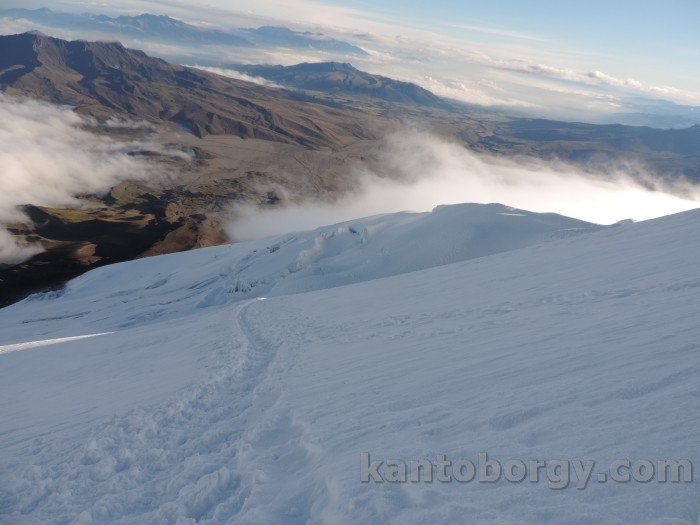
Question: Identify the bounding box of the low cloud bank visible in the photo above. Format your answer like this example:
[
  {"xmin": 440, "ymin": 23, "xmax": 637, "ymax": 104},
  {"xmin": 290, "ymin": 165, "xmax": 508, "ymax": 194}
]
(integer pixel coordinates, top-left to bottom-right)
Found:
[
  {"xmin": 187, "ymin": 65, "xmax": 282, "ymax": 87},
  {"xmin": 228, "ymin": 130, "xmax": 700, "ymax": 241},
  {"xmin": 0, "ymin": 228, "xmax": 41, "ymax": 265},
  {"xmin": 0, "ymin": 95, "xmax": 183, "ymax": 264}
]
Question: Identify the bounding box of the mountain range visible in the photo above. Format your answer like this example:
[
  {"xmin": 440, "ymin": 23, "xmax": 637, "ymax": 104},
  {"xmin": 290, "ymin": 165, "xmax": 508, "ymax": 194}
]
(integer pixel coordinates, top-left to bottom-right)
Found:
[
  {"xmin": 0, "ymin": 8, "xmax": 368, "ymax": 55},
  {"xmin": 236, "ymin": 62, "xmax": 449, "ymax": 108},
  {"xmin": 0, "ymin": 32, "xmax": 372, "ymax": 145},
  {"xmin": 1, "ymin": 32, "xmax": 700, "ymax": 307}
]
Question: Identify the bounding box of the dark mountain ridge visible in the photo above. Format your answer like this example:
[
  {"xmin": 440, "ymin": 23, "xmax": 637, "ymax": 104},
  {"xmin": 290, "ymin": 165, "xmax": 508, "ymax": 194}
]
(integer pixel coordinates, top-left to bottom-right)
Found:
[
  {"xmin": 237, "ymin": 61, "xmax": 449, "ymax": 108},
  {"xmin": 0, "ymin": 32, "xmax": 374, "ymax": 147},
  {"xmin": 503, "ymin": 119, "xmax": 700, "ymax": 156}
]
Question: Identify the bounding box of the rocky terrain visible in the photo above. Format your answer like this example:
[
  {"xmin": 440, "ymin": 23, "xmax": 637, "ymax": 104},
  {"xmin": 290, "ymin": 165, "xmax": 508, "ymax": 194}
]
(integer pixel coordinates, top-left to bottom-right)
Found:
[{"xmin": 0, "ymin": 32, "xmax": 379, "ymax": 146}]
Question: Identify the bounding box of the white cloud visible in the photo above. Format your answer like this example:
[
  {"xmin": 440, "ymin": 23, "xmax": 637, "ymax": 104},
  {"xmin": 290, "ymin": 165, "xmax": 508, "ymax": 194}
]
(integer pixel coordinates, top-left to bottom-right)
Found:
[
  {"xmin": 185, "ymin": 65, "xmax": 282, "ymax": 87},
  {"xmin": 0, "ymin": 228, "xmax": 41, "ymax": 266},
  {"xmin": 585, "ymin": 70, "xmax": 700, "ymax": 106},
  {"xmin": 421, "ymin": 76, "xmax": 534, "ymax": 108},
  {"xmin": 445, "ymin": 22, "xmax": 547, "ymax": 42},
  {"xmin": 228, "ymin": 130, "xmax": 700, "ymax": 240},
  {"xmin": 111, "ymin": 117, "xmax": 152, "ymax": 129},
  {"xmin": 0, "ymin": 94, "xmax": 186, "ymax": 264},
  {"xmin": 0, "ymin": 17, "xmax": 39, "ymax": 35},
  {"xmin": 0, "ymin": 16, "xmax": 110, "ymax": 41}
]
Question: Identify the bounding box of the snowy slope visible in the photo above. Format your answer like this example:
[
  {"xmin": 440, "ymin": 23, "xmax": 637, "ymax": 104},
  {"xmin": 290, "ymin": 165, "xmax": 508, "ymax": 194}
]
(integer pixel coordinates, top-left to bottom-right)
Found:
[{"xmin": 0, "ymin": 203, "xmax": 698, "ymax": 524}]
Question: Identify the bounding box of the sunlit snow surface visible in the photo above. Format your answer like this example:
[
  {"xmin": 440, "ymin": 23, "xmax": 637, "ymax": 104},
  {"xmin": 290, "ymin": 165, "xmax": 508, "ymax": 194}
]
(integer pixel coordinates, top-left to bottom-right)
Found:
[{"xmin": 0, "ymin": 203, "xmax": 698, "ymax": 524}]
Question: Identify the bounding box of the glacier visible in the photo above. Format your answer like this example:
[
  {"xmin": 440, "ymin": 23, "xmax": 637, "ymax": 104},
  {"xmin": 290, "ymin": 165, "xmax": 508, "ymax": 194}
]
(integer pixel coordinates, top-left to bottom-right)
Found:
[{"xmin": 0, "ymin": 203, "xmax": 698, "ymax": 524}]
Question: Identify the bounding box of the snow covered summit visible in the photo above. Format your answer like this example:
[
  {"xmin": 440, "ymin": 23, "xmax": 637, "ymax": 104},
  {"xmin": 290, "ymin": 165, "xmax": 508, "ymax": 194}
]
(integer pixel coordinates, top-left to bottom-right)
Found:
[{"xmin": 0, "ymin": 203, "xmax": 698, "ymax": 524}]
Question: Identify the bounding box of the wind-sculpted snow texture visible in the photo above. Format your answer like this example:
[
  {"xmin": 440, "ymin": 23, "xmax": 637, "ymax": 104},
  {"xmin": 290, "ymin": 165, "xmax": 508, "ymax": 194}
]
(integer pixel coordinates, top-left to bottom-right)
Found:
[{"xmin": 0, "ymin": 203, "xmax": 698, "ymax": 523}]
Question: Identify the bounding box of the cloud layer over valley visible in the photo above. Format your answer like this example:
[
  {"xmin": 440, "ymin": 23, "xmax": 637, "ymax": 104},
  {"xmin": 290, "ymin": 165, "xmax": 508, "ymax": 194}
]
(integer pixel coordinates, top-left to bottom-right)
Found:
[
  {"xmin": 0, "ymin": 95, "xmax": 184, "ymax": 264},
  {"xmin": 228, "ymin": 130, "xmax": 700, "ymax": 241}
]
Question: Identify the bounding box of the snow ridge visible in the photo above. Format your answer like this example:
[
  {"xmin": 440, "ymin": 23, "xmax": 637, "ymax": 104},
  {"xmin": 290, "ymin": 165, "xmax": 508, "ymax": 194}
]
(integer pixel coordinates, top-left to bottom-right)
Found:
[{"xmin": 1, "ymin": 203, "xmax": 699, "ymax": 524}]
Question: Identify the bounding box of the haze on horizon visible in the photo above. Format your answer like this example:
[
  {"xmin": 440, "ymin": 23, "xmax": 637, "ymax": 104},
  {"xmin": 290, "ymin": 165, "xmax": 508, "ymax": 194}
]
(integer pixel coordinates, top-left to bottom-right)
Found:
[{"xmin": 1, "ymin": 0, "xmax": 698, "ymax": 127}]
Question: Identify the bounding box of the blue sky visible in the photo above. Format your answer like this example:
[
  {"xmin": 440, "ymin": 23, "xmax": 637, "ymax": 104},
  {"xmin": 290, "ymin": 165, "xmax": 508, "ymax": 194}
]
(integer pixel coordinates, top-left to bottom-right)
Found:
[
  {"xmin": 125, "ymin": 0, "xmax": 698, "ymax": 94},
  {"xmin": 315, "ymin": 0, "xmax": 699, "ymax": 88},
  {"xmin": 30, "ymin": 1, "xmax": 700, "ymax": 86}
]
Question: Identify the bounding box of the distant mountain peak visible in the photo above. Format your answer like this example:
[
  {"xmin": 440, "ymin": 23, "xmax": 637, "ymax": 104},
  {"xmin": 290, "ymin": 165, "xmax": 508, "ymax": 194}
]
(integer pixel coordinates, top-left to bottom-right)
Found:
[
  {"xmin": 293, "ymin": 61, "xmax": 357, "ymax": 73},
  {"xmin": 0, "ymin": 7, "xmax": 367, "ymax": 55},
  {"xmin": 256, "ymin": 25, "xmax": 295, "ymax": 34},
  {"xmin": 235, "ymin": 61, "xmax": 449, "ymax": 108}
]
